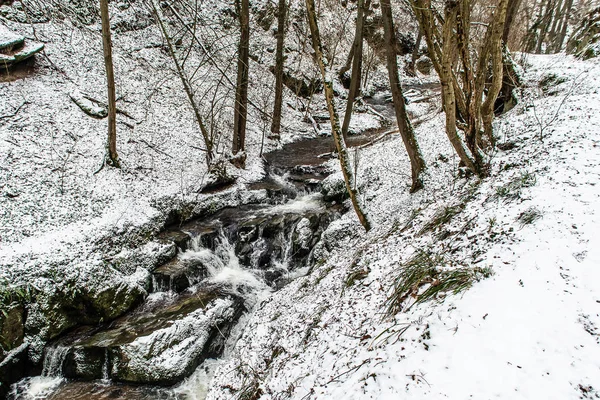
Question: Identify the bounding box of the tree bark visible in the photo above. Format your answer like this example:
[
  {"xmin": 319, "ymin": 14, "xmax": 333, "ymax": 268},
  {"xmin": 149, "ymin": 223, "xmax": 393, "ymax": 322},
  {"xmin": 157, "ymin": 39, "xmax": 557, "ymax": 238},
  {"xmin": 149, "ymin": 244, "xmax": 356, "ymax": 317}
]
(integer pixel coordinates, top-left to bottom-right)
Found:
[
  {"xmin": 381, "ymin": 0, "xmax": 426, "ymax": 192},
  {"xmin": 233, "ymin": 0, "xmax": 250, "ymax": 158},
  {"xmin": 341, "ymin": 0, "xmax": 366, "ymax": 140},
  {"xmin": 480, "ymin": 0, "xmax": 510, "ymax": 145},
  {"xmin": 502, "ymin": 0, "xmax": 522, "ymax": 46},
  {"xmin": 270, "ymin": 0, "xmax": 287, "ymax": 137},
  {"xmin": 100, "ymin": 0, "xmax": 119, "ymax": 168},
  {"xmin": 408, "ymin": 28, "xmax": 422, "ymax": 76},
  {"xmin": 305, "ymin": 0, "xmax": 371, "ymax": 231}
]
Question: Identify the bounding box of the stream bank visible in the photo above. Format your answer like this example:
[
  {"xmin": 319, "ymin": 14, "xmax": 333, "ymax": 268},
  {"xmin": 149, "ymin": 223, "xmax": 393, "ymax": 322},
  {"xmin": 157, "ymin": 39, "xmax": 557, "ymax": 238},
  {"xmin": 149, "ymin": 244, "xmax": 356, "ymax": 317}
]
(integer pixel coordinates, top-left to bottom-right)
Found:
[{"xmin": 4, "ymin": 85, "xmax": 439, "ymax": 399}]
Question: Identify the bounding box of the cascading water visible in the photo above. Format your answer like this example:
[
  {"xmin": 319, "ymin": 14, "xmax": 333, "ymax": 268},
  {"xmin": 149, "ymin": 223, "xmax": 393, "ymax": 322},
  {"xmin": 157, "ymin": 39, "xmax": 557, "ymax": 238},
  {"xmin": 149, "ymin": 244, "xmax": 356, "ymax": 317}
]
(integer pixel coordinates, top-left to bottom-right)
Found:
[
  {"xmin": 9, "ymin": 163, "xmax": 340, "ymax": 399},
  {"xmin": 40, "ymin": 345, "xmax": 68, "ymax": 378}
]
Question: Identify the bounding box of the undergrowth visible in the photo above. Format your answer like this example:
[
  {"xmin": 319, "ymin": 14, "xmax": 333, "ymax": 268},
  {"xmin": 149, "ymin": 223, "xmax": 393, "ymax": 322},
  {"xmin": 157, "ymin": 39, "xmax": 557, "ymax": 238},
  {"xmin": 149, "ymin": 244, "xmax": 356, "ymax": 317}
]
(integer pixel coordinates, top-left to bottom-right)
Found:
[
  {"xmin": 386, "ymin": 251, "xmax": 493, "ymax": 316},
  {"xmin": 493, "ymin": 171, "xmax": 537, "ymax": 202},
  {"xmin": 418, "ymin": 204, "xmax": 464, "ymax": 236}
]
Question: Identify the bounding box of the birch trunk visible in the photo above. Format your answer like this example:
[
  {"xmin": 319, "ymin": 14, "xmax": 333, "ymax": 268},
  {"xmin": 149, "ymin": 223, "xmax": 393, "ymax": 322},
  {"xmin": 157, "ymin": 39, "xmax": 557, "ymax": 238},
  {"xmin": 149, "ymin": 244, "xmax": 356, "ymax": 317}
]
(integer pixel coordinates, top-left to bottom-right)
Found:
[{"xmin": 305, "ymin": 0, "xmax": 371, "ymax": 231}]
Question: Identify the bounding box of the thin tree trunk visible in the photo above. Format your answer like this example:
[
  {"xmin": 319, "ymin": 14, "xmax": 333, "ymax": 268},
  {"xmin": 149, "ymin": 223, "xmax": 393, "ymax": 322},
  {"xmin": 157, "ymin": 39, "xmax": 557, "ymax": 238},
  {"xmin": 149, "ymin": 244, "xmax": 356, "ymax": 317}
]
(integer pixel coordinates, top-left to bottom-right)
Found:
[
  {"xmin": 341, "ymin": 0, "xmax": 366, "ymax": 140},
  {"xmin": 151, "ymin": 0, "xmax": 213, "ymax": 167},
  {"xmin": 100, "ymin": 0, "xmax": 119, "ymax": 168},
  {"xmin": 270, "ymin": 0, "xmax": 287, "ymax": 137},
  {"xmin": 408, "ymin": 28, "xmax": 422, "ymax": 76},
  {"xmin": 381, "ymin": 0, "xmax": 426, "ymax": 192},
  {"xmin": 233, "ymin": 0, "xmax": 249, "ymax": 158},
  {"xmin": 480, "ymin": 0, "xmax": 509, "ymax": 146},
  {"xmin": 555, "ymin": 0, "xmax": 573, "ymax": 51},
  {"xmin": 305, "ymin": 0, "xmax": 371, "ymax": 231},
  {"xmin": 536, "ymin": 0, "xmax": 554, "ymax": 53}
]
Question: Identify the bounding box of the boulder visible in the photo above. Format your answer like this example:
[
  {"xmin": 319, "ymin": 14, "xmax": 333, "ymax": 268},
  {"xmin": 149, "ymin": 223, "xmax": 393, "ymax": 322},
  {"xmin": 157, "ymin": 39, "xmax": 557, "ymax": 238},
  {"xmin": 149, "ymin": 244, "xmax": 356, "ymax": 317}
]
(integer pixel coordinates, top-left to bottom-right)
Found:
[
  {"xmin": 0, "ymin": 303, "xmax": 24, "ymax": 351},
  {"xmin": 46, "ymin": 287, "xmax": 245, "ymax": 385},
  {"xmin": 415, "ymin": 56, "xmax": 433, "ymax": 75},
  {"xmin": 0, "ymin": 344, "xmax": 28, "ymax": 399}
]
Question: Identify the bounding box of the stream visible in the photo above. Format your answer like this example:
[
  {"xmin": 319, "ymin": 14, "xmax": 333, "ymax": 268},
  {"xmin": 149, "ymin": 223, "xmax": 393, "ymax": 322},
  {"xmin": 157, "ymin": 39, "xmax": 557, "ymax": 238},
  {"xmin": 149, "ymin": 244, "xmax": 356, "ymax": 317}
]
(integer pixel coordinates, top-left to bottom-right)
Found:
[{"xmin": 7, "ymin": 87, "xmax": 437, "ymax": 400}]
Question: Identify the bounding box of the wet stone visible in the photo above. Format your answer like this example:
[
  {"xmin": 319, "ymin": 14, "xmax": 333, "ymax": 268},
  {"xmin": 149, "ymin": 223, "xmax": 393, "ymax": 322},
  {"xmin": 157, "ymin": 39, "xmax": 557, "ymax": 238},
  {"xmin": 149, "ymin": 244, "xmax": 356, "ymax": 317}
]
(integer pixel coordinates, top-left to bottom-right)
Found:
[{"xmin": 45, "ymin": 286, "xmax": 245, "ymax": 385}]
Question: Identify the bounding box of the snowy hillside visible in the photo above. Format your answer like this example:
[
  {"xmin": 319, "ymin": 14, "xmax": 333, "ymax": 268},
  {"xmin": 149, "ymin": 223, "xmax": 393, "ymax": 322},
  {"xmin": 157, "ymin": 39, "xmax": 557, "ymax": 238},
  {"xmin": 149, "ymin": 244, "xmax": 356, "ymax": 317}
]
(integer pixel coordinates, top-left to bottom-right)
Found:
[
  {"xmin": 205, "ymin": 54, "xmax": 600, "ymax": 399},
  {"xmin": 1, "ymin": 0, "xmax": 600, "ymax": 399}
]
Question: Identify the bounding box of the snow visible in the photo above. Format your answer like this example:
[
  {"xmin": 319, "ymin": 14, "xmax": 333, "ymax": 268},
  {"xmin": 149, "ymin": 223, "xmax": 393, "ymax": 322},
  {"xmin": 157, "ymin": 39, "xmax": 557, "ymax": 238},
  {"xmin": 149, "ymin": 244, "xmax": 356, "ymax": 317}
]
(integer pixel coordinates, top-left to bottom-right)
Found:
[
  {"xmin": 206, "ymin": 53, "xmax": 600, "ymax": 399},
  {"xmin": 3, "ymin": 1, "xmax": 600, "ymax": 398}
]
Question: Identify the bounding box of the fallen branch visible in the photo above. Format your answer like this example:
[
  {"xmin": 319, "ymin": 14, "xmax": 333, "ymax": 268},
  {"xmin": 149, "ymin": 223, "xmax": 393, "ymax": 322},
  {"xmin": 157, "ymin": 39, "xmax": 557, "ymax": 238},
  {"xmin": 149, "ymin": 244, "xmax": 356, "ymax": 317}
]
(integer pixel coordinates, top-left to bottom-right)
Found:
[
  {"xmin": 139, "ymin": 139, "xmax": 173, "ymax": 159},
  {"xmin": 0, "ymin": 101, "xmax": 28, "ymax": 120},
  {"xmin": 81, "ymin": 93, "xmax": 136, "ymax": 120},
  {"xmin": 357, "ymin": 128, "xmax": 399, "ymax": 149}
]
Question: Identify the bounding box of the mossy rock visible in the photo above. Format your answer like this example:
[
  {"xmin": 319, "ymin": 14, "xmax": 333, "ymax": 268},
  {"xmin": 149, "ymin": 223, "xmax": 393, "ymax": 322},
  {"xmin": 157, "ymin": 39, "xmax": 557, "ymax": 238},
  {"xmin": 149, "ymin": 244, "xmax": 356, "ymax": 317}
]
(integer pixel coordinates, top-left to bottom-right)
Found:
[
  {"xmin": 567, "ymin": 7, "xmax": 600, "ymax": 59},
  {"xmin": 0, "ymin": 303, "xmax": 25, "ymax": 351},
  {"xmin": 32, "ymin": 281, "xmax": 146, "ymax": 341}
]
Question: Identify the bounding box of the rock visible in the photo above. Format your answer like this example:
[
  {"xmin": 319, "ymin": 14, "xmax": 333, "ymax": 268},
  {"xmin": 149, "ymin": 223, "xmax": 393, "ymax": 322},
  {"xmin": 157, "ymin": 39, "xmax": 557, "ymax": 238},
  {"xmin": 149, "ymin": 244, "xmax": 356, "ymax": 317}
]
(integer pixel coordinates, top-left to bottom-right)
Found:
[
  {"xmin": 157, "ymin": 230, "xmax": 191, "ymax": 251},
  {"xmin": 416, "ymin": 56, "xmax": 433, "ymax": 75},
  {"xmin": 268, "ymin": 66, "xmax": 322, "ymax": 98},
  {"xmin": 0, "ymin": 25, "xmax": 24, "ymax": 52},
  {"xmin": 567, "ymin": 7, "xmax": 600, "ymax": 60},
  {"xmin": 321, "ymin": 173, "xmax": 348, "ymax": 202},
  {"xmin": 47, "ymin": 287, "xmax": 245, "ymax": 385},
  {"xmin": 69, "ymin": 91, "xmax": 108, "ymax": 118},
  {"xmin": 0, "ymin": 343, "xmax": 29, "ymax": 399},
  {"xmin": 151, "ymin": 257, "xmax": 209, "ymax": 292},
  {"xmin": 31, "ymin": 279, "xmax": 146, "ymax": 341},
  {"xmin": 0, "ymin": 303, "xmax": 25, "ymax": 351}
]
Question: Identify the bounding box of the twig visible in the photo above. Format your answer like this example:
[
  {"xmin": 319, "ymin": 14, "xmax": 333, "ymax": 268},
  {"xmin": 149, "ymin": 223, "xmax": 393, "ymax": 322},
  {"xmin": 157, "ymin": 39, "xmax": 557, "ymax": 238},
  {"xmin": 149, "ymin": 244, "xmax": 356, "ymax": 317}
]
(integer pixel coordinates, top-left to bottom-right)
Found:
[
  {"xmin": 324, "ymin": 359, "xmax": 370, "ymax": 385},
  {"xmin": 81, "ymin": 93, "xmax": 136, "ymax": 120},
  {"xmin": 0, "ymin": 101, "xmax": 28, "ymax": 120},
  {"xmin": 139, "ymin": 139, "xmax": 173, "ymax": 159}
]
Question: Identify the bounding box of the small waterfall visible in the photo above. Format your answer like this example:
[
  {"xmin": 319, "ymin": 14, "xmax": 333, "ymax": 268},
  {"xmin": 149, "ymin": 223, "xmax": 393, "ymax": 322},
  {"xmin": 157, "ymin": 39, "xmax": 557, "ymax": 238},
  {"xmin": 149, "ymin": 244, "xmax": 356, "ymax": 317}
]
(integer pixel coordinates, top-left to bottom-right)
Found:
[
  {"xmin": 180, "ymin": 231, "xmax": 269, "ymax": 304},
  {"xmin": 41, "ymin": 345, "xmax": 69, "ymax": 377},
  {"xmin": 101, "ymin": 348, "xmax": 110, "ymax": 382}
]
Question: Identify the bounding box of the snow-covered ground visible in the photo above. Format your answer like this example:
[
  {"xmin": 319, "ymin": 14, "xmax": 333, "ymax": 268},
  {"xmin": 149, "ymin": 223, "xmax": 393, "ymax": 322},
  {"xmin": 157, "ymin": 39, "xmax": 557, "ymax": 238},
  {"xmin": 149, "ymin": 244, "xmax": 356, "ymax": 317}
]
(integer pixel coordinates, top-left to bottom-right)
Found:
[
  {"xmin": 3, "ymin": 2, "xmax": 600, "ymax": 399},
  {"xmin": 205, "ymin": 54, "xmax": 600, "ymax": 399}
]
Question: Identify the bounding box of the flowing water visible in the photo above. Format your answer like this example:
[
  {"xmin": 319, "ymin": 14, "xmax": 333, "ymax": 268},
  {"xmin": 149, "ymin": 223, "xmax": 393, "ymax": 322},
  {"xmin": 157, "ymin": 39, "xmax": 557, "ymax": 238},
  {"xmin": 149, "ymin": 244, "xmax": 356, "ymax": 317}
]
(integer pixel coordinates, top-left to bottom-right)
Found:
[{"xmin": 7, "ymin": 89, "xmax": 436, "ymax": 399}]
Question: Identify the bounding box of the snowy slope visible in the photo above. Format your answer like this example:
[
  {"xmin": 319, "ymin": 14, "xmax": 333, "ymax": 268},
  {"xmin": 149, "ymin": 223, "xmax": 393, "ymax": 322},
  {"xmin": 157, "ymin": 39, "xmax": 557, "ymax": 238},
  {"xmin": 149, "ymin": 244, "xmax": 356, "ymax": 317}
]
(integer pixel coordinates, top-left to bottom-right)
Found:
[{"xmin": 206, "ymin": 54, "xmax": 600, "ymax": 399}]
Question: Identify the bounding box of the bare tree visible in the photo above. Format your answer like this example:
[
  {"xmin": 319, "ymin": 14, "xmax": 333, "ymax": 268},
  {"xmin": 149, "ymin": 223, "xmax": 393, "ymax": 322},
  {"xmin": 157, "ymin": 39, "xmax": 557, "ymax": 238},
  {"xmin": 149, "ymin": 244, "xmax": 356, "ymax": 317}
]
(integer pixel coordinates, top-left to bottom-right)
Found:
[
  {"xmin": 100, "ymin": 0, "xmax": 119, "ymax": 168},
  {"xmin": 150, "ymin": 0, "xmax": 214, "ymax": 168},
  {"xmin": 411, "ymin": 0, "xmax": 510, "ymax": 176},
  {"xmin": 381, "ymin": 0, "xmax": 426, "ymax": 192},
  {"xmin": 232, "ymin": 0, "xmax": 250, "ymax": 163},
  {"xmin": 305, "ymin": 0, "xmax": 371, "ymax": 231},
  {"xmin": 270, "ymin": 0, "xmax": 288, "ymax": 138},
  {"xmin": 341, "ymin": 0, "xmax": 367, "ymax": 140}
]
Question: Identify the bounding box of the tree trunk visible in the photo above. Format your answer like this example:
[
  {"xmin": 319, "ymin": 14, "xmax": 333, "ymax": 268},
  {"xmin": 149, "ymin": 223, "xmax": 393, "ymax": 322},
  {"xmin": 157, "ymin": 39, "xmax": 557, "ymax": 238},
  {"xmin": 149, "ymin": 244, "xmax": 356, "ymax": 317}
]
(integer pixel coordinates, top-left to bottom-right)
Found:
[
  {"xmin": 546, "ymin": 0, "xmax": 563, "ymax": 53},
  {"xmin": 408, "ymin": 28, "xmax": 422, "ymax": 76},
  {"xmin": 341, "ymin": 0, "xmax": 366, "ymax": 140},
  {"xmin": 555, "ymin": 0, "xmax": 573, "ymax": 51},
  {"xmin": 381, "ymin": 0, "xmax": 426, "ymax": 192},
  {"xmin": 100, "ymin": 0, "xmax": 119, "ymax": 168},
  {"xmin": 270, "ymin": 0, "xmax": 287, "ymax": 137},
  {"xmin": 233, "ymin": 0, "xmax": 249, "ymax": 158},
  {"xmin": 536, "ymin": 0, "xmax": 554, "ymax": 53},
  {"xmin": 305, "ymin": 0, "xmax": 371, "ymax": 231},
  {"xmin": 480, "ymin": 0, "xmax": 510, "ymax": 145},
  {"xmin": 502, "ymin": 0, "xmax": 522, "ymax": 46}
]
